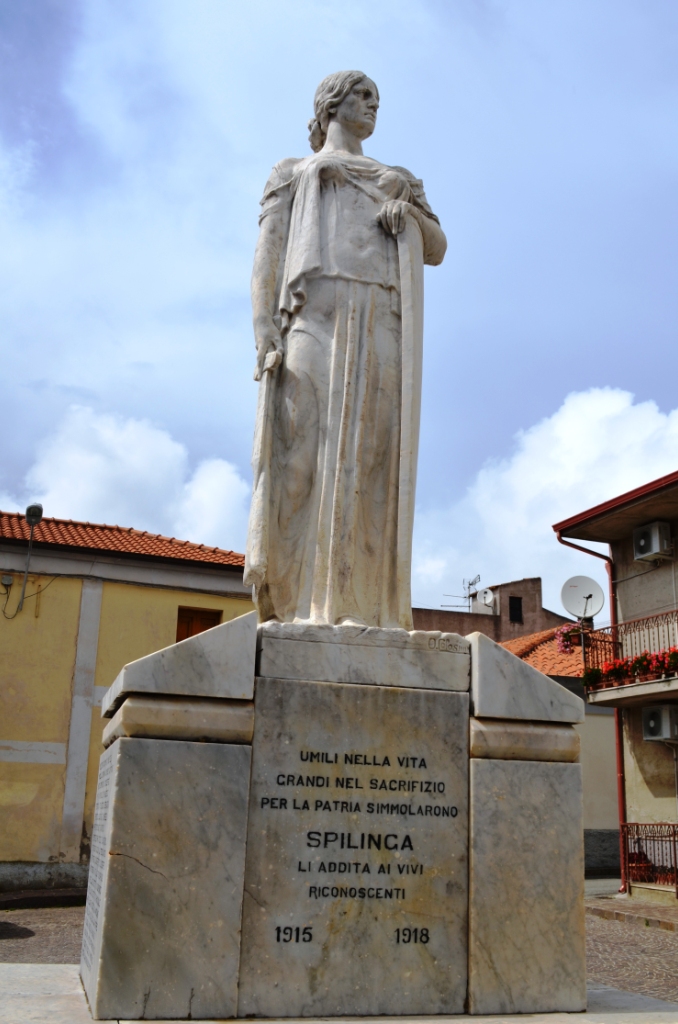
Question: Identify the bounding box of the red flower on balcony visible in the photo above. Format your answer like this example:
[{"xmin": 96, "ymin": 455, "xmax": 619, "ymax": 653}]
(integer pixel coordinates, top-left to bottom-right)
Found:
[{"xmin": 584, "ymin": 646, "xmax": 678, "ymax": 688}]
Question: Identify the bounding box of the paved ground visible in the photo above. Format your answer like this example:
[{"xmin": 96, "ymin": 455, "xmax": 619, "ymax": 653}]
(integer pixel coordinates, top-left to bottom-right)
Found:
[
  {"xmin": 0, "ymin": 905, "xmax": 84, "ymax": 964},
  {"xmin": 587, "ymin": 914, "xmax": 678, "ymax": 1004},
  {"xmin": 581, "ymin": 876, "xmax": 678, "ymax": 1002},
  {"xmin": 588, "ymin": 895, "xmax": 678, "ymax": 932},
  {"xmin": 3, "ymin": 892, "xmax": 678, "ymax": 1010}
]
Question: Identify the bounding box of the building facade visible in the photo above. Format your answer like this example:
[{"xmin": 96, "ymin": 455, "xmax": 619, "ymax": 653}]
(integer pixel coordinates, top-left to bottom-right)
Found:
[
  {"xmin": 555, "ymin": 470, "xmax": 678, "ymax": 902},
  {"xmin": 0, "ymin": 511, "xmax": 253, "ymax": 893}
]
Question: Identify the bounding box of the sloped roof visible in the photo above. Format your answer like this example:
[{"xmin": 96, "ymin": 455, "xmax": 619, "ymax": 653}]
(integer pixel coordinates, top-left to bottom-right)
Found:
[
  {"xmin": 553, "ymin": 469, "xmax": 678, "ymax": 543},
  {"xmin": 501, "ymin": 627, "xmax": 583, "ymax": 678},
  {"xmin": 0, "ymin": 511, "xmax": 245, "ymax": 570}
]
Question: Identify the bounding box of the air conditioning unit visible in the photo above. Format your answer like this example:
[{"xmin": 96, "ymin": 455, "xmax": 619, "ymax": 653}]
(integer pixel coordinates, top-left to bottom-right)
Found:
[
  {"xmin": 642, "ymin": 706, "xmax": 678, "ymax": 742},
  {"xmin": 633, "ymin": 521, "xmax": 672, "ymax": 562}
]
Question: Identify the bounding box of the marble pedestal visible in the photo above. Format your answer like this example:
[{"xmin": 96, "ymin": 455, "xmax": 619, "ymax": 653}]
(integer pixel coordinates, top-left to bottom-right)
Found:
[
  {"xmin": 83, "ymin": 612, "xmax": 587, "ymax": 1019},
  {"xmin": 80, "ymin": 738, "xmax": 250, "ymax": 1020}
]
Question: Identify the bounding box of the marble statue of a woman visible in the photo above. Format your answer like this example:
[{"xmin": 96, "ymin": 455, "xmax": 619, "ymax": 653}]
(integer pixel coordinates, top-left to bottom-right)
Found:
[{"xmin": 244, "ymin": 71, "xmax": 446, "ymax": 629}]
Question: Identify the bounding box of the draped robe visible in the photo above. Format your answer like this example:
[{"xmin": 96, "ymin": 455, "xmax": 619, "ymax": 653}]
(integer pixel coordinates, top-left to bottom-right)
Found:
[{"xmin": 245, "ymin": 152, "xmax": 441, "ymax": 629}]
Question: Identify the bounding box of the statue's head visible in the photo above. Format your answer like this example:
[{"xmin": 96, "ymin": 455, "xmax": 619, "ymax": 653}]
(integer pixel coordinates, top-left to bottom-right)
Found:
[{"xmin": 308, "ymin": 71, "xmax": 379, "ymax": 152}]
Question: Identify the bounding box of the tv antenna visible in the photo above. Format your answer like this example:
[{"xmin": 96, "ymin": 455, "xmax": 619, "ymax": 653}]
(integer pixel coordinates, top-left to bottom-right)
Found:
[{"xmin": 443, "ymin": 574, "xmax": 481, "ymax": 612}]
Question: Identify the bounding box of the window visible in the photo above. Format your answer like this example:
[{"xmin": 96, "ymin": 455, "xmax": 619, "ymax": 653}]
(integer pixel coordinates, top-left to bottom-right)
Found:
[
  {"xmin": 508, "ymin": 596, "xmax": 523, "ymax": 624},
  {"xmin": 176, "ymin": 606, "xmax": 222, "ymax": 642}
]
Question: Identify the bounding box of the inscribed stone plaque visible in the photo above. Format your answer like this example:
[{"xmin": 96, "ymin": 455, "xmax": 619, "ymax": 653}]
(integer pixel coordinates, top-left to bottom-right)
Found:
[
  {"xmin": 238, "ymin": 678, "xmax": 469, "ymax": 1017},
  {"xmin": 81, "ymin": 742, "xmax": 117, "ymax": 1001}
]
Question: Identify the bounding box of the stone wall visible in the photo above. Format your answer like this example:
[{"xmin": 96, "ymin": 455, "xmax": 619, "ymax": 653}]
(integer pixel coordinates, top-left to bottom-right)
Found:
[
  {"xmin": 584, "ymin": 830, "xmax": 620, "ymax": 876},
  {"xmin": 413, "ymin": 576, "xmax": 571, "ymax": 642},
  {"xmin": 412, "ymin": 606, "xmax": 503, "ymax": 639}
]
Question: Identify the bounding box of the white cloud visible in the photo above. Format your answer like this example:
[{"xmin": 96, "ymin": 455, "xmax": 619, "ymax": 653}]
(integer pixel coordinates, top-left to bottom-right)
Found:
[
  {"xmin": 3, "ymin": 388, "xmax": 678, "ymax": 619},
  {"xmin": 174, "ymin": 458, "xmax": 250, "ymax": 549},
  {"xmin": 412, "ymin": 388, "xmax": 678, "ymax": 622},
  {"xmin": 0, "ymin": 406, "xmax": 250, "ymax": 553}
]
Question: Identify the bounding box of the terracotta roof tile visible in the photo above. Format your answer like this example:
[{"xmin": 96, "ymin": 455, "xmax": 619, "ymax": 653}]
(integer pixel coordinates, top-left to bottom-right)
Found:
[
  {"xmin": 501, "ymin": 627, "xmax": 583, "ymax": 678},
  {"xmin": 0, "ymin": 511, "xmax": 245, "ymax": 569},
  {"xmin": 501, "ymin": 627, "xmax": 559, "ymax": 659}
]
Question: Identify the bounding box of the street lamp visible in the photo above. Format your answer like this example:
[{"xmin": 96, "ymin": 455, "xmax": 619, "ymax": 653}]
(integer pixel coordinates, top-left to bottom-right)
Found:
[{"xmin": 18, "ymin": 503, "xmax": 43, "ymax": 612}]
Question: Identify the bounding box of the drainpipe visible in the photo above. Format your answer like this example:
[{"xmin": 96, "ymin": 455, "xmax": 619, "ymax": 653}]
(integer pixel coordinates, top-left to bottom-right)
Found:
[{"xmin": 556, "ymin": 531, "xmax": 626, "ymax": 891}]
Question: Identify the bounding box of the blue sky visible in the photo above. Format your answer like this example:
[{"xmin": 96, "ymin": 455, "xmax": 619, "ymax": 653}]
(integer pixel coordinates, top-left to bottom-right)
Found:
[{"xmin": 2, "ymin": 0, "xmax": 677, "ymax": 618}]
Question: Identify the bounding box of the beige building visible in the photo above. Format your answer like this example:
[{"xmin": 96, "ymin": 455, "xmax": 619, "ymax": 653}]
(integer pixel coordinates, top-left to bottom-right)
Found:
[
  {"xmin": 413, "ymin": 576, "xmax": 570, "ymax": 642},
  {"xmin": 500, "ymin": 627, "xmax": 619, "ymax": 876},
  {"xmin": 0, "ymin": 510, "xmax": 253, "ymax": 895},
  {"xmin": 555, "ymin": 469, "xmax": 678, "ymax": 902}
]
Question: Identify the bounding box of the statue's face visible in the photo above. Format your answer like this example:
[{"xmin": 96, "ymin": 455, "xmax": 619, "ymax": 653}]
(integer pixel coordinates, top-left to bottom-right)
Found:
[{"xmin": 333, "ymin": 78, "xmax": 379, "ymax": 141}]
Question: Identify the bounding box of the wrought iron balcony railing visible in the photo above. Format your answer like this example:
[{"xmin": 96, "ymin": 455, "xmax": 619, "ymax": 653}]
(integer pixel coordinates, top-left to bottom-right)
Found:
[
  {"xmin": 582, "ymin": 608, "xmax": 678, "ymax": 690},
  {"xmin": 622, "ymin": 823, "xmax": 678, "ymax": 897}
]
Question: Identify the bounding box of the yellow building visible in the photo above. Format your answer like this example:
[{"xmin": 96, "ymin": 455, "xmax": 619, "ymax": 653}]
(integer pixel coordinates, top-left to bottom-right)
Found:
[{"xmin": 0, "ymin": 510, "xmax": 253, "ymax": 893}]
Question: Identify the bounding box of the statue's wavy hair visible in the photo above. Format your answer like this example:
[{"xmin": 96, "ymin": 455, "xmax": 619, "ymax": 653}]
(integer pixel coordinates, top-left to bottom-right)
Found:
[{"xmin": 308, "ymin": 71, "xmax": 378, "ymax": 153}]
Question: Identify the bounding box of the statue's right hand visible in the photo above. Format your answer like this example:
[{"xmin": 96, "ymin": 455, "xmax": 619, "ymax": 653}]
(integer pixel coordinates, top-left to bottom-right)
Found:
[{"xmin": 254, "ymin": 319, "xmax": 283, "ymax": 381}]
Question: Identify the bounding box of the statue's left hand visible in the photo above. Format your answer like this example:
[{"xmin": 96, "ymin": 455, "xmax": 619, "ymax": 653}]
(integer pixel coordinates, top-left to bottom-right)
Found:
[
  {"xmin": 378, "ymin": 199, "xmax": 418, "ymax": 237},
  {"xmin": 254, "ymin": 316, "xmax": 284, "ymax": 381}
]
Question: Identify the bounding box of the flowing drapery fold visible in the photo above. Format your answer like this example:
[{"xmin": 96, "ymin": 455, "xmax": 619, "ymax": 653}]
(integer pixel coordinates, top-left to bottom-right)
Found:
[{"xmin": 245, "ymin": 154, "xmax": 432, "ymax": 628}]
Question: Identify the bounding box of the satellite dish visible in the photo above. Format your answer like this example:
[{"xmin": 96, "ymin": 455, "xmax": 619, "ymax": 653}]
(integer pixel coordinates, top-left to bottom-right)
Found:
[
  {"xmin": 477, "ymin": 588, "xmax": 494, "ymax": 607},
  {"xmin": 561, "ymin": 576, "xmax": 605, "ymax": 619}
]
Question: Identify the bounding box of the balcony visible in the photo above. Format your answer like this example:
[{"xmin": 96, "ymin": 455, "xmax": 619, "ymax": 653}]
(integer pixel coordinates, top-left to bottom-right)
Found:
[
  {"xmin": 582, "ymin": 608, "xmax": 678, "ymax": 695},
  {"xmin": 622, "ymin": 823, "xmax": 678, "ymax": 898}
]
